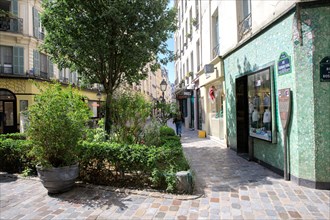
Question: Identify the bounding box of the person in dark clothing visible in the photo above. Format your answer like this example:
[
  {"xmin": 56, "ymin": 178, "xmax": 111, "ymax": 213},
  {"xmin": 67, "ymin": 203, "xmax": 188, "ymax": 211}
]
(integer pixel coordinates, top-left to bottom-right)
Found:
[{"xmin": 173, "ymin": 112, "xmax": 183, "ymax": 137}]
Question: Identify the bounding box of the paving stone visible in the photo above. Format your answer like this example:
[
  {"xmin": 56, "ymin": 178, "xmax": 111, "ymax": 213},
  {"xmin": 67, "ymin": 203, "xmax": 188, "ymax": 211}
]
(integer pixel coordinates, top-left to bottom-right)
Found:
[
  {"xmin": 1, "ymin": 126, "xmax": 329, "ymax": 220},
  {"xmin": 288, "ymin": 210, "xmax": 302, "ymax": 218}
]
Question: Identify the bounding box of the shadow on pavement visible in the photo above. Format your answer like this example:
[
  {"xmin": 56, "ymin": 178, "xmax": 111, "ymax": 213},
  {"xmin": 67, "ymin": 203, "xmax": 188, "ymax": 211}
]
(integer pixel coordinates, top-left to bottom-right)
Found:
[
  {"xmin": 182, "ymin": 145, "xmax": 283, "ymax": 196},
  {"xmin": 48, "ymin": 185, "xmax": 131, "ymax": 211},
  {"xmin": 0, "ymin": 173, "xmax": 18, "ymax": 183}
]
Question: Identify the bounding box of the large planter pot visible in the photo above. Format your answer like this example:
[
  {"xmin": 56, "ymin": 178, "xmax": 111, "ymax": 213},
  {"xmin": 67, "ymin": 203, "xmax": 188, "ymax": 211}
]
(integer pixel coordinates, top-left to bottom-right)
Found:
[{"xmin": 36, "ymin": 163, "xmax": 79, "ymax": 194}]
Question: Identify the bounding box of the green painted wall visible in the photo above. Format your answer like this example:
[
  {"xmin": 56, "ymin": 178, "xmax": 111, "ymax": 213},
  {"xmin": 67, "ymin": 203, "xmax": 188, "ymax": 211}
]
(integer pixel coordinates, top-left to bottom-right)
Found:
[
  {"xmin": 224, "ymin": 12, "xmax": 296, "ymax": 171},
  {"xmin": 299, "ymin": 6, "xmax": 330, "ymax": 183},
  {"xmin": 224, "ymin": 5, "xmax": 329, "ymax": 184}
]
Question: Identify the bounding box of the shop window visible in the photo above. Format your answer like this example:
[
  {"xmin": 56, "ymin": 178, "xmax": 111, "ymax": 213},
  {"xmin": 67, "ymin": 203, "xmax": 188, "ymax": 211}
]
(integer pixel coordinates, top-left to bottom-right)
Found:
[
  {"xmin": 208, "ymin": 84, "xmax": 224, "ymax": 118},
  {"xmin": 248, "ymin": 67, "xmax": 275, "ymax": 142}
]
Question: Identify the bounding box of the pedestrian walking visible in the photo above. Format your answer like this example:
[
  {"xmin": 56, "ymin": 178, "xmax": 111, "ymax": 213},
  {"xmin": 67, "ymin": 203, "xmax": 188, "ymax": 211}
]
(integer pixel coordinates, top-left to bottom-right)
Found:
[{"xmin": 173, "ymin": 112, "xmax": 183, "ymax": 137}]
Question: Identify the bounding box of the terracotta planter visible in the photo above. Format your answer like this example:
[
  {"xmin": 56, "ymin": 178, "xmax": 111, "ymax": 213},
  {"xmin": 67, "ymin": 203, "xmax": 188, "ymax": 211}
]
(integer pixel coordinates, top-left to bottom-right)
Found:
[{"xmin": 36, "ymin": 163, "xmax": 79, "ymax": 194}]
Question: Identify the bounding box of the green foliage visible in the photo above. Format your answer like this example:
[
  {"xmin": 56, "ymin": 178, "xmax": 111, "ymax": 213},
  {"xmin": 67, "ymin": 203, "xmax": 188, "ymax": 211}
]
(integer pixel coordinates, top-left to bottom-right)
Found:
[
  {"xmin": 78, "ymin": 125, "xmax": 190, "ymax": 193},
  {"xmin": 40, "ymin": 0, "xmax": 177, "ymax": 134},
  {"xmin": 160, "ymin": 126, "xmax": 176, "ymax": 136},
  {"xmin": 85, "ymin": 119, "xmax": 107, "ymax": 142},
  {"xmin": 0, "ymin": 136, "xmax": 34, "ymax": 174},
  {"xmin": 110, "ymin": 90, "xmax": 151, "ymax": 144},
  {"xmin": 0, "ymin": 133, "xmax": 26, "ymax": 140},
  {"xmin": 27, "ymin": 82, "xmax": 91, "ymax": 167},
  {"xmin": 154, "ymin": 102, "xmax": 178, "ymax": 125},
  {"xmin": 142, "ymin": 119, "xmax": 162, "ymax": 147}
]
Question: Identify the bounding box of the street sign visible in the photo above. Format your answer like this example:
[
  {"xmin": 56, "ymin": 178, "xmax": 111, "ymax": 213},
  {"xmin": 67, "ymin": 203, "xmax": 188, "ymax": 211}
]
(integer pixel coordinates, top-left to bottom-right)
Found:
[
  {"xmin": 278, "ymin": 88, "xmax": 291, "ymax": 130},
  {"xmin": 278, "ymin": 52, "xmax": 292, "ymax": 76},
  {"xmin": 320, "ymin": 57, "xmax": 330, "ymax": 82}
]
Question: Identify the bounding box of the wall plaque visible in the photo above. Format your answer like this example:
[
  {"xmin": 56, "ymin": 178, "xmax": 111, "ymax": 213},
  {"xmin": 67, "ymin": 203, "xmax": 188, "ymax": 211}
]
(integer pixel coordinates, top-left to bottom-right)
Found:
[
  {"xmin": 278, "ymin": 88, "xmax": 291, "ymax": 130},
  {"xmin": 320, "ymin": 57, "xmax": 330, "ymax": 82},
  {"xmin": 278, "ymin": 52, "xmax": 292, "ymax": 76}
]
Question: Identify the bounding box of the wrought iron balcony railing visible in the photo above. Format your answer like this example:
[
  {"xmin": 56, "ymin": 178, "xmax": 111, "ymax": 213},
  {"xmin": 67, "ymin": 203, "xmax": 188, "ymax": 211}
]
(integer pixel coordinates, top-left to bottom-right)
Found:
[
  {"xmin": 0, "ymin": 16, "xmax": 23, "ymax": 34},
  {"xmin": 212, "ymin": 44, "xmax": 220, "ymax": 59},
  {"xmin": 238, "ymin": 13, "xmax": 252, "ymax": 41},
  {"xmin": 0, "ymin": 65, "xmax": 13, "ymax": 74}
]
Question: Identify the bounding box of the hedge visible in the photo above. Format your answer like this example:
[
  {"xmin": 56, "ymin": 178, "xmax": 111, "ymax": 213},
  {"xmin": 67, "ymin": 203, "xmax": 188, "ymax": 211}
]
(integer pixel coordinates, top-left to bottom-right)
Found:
[{"xmin": 0, "ymin": 131, "xmax": 190, "ymax": 193}]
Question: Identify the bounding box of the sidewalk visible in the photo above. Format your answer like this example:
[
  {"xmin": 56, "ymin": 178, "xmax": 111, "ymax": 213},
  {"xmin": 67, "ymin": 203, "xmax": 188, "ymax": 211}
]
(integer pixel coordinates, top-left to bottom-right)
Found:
[{"xmin": 1, "ymin": 123, "xmax": 329, "ymax": 219}]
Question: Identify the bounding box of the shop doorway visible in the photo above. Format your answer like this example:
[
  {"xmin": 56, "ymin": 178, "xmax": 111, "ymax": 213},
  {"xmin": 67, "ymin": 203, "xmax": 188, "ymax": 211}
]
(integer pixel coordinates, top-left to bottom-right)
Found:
[
  {"xmin": 235, "ymin": 76, "xmax": 249, "ymax": 156},
  {"xmin": 0, "ymin": 89, "xmax": 17, "ymax": 134}
]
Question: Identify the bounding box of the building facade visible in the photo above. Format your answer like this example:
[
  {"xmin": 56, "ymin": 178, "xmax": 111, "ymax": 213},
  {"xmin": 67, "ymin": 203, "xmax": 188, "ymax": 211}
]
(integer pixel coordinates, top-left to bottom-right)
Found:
[
  {"xmin": 0, "ymin": 0, "xmax": 105, "ymax": 134},
  {"xmin": 174, "ymin": 0, "xmax": 329, "ymax": 189},
  {"xmin": 174, "ymin": 0, "xmax": 226, "ymax": 140}
]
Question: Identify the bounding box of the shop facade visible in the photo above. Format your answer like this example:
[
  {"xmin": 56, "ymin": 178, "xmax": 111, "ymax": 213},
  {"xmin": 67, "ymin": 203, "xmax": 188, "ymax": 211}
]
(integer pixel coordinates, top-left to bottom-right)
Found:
[
  {"xmin": 0, "ymin": 77, "xmax": 105, "ymax": 134},
  {"xmin": 197, "ymin": 57, "xmax": 226, "ymax": 142},
  {"xmin": 224, "ymin": 4, "xmax": 330, "ymax": 189}
]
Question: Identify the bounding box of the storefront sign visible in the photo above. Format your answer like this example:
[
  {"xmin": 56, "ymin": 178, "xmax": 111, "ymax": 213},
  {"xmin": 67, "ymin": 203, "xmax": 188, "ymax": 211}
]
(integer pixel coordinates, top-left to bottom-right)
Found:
[
  {"xmin": 278, "ymin": 52, "xmax": 292, "ymax": 76},
  {"xmin": 204, "ymin": 64, "xmax": 214, "ymax": 79},
  {"xmin": 183, "ymin": 91, "xmax": 191, "ymax": 96},
  {"xmin": 278, "ymin": 88, "xmax": 291, "ymax": 130},
  {"xmin": 320, "ymin": 57, "xmax": 330, "ymax": 82},
  {"xmin": 176, "ymin": 95, "xmax": 188, "ymax": 99}
]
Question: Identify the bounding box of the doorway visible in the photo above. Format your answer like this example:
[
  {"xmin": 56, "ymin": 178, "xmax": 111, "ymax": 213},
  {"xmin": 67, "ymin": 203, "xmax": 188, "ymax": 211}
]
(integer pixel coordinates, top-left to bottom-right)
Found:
[
  {"xmin": 235, "ymin": 76, "xmax": 249, "ymax": 157},
  {"xmin": 0, "ymin": 89, "xmax": 17, "ymax": 134}
]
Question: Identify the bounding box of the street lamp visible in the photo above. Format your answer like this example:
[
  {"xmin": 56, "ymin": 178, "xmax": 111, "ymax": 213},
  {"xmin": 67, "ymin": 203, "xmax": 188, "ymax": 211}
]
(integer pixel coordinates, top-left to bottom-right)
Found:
[
  {"xmin": 160, "ymin": 79, "xmax": 167, "ymax": 119},
  {"xmin": 160, "ymin": 79, "xmax": 167, "ymax": 103},
  {"xmin": 96, "ymin": 90, "xmax": 102, "ymax": 118}
]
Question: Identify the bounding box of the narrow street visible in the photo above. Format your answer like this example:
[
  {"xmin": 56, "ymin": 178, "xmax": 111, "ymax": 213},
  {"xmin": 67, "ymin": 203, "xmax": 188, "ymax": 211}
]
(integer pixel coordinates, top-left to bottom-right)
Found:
[{"xmin": 0, "ymin": 124, "xmax": 329, "ymax": 219}]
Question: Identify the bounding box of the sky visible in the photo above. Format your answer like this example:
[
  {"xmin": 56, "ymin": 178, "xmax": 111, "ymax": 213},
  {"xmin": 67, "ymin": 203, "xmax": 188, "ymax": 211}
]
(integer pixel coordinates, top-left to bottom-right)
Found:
[
  {"xmin": 162, "ymin": 0, "xmax": 175, "ymax": 84},
  {"xmin": 163, "ymin": 37, "xmax": 175, "ymax": 84}
]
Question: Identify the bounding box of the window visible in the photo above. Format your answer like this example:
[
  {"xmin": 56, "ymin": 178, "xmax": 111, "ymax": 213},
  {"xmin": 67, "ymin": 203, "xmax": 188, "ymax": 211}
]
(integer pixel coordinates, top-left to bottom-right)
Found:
[
  {"xmin": 212, "ymin": 12, "xmax": 220, "ymax": 58},
  {"xmin": 247, "ymin": 68, "xmax": 274, "ymax": 142},
  {"xmin": 33, "ymin": 51, "xmax": 53, "ymax": 78},
  {"xmin": 190, "ymin": 51, "xmax": 194, "ymax": 76},
  {"xmin": 0, "ymin": 46, "xmax": 13, "ymax": 74},
  {"xmin": 0, "ymin": 1, "xmax": 10, "ymax": 12},
  {"xmin": 33, "ymin": 7, "xmax": 44, "ymax": 40},
  {"xmin": 238, "ymin": 0, "xmax": 251, "ymax": 40},
  {"xmin": 0, "ymin": 46, "xmax": 24, "ymax": 75},
  {"xmin": 196, "ymin": 40, "xmax": 200, "ymax": 72}
]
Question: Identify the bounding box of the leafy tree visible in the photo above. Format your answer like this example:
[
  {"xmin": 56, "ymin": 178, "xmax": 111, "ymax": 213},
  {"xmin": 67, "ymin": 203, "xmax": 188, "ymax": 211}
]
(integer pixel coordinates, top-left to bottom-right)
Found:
[
  {"xmin": 154, "ymin": 101, "xmax": 177, "ymax": 125},
  {"xmin": 110, "ymin": 89, "xmax": 151, "ymax": 144},
  {"xmin": 40, "ymin": 0, "xmax": 176, "ymax": 133}
]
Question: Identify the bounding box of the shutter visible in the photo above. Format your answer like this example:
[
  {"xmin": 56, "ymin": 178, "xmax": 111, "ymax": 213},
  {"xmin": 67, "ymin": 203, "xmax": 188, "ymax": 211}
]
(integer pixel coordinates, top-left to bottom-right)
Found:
[
  {"xmin": 12, "ymin": 0, "xmax": 18, "ymax": 16},
  {"xmin": 48, "ymin": 57, "xmax": 54, "ymax": 78},
  {"xmin": 11, "ymin": 0, "xmax": 19, "ymax": 32},
  {"xmin": 33, "ymin": 50, "xmax": 40, "ymax": 76},
  {"xmin": 33, "ymin": 7, "xmax": 39, "ymax": 38},
  {"xmin": 13, "ymin": 47, "xmax": 24, "ymax": 75}
]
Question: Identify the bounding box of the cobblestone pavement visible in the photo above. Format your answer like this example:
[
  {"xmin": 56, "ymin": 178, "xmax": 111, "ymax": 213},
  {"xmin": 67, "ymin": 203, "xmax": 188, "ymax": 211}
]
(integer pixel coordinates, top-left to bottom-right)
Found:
[{"xmin": 1, "ymin": 123, "xmax": 329, "ymax": 219}]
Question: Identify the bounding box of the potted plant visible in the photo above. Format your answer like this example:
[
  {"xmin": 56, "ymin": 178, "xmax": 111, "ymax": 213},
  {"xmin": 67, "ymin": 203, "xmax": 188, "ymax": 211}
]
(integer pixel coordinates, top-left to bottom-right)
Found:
[{"xmin": 27, "ymin": 82, "xmax": 91, "ymax": 194}]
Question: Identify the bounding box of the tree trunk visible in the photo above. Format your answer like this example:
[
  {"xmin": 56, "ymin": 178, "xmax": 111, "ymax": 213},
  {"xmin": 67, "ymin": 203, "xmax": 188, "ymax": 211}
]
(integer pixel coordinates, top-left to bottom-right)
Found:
[{"xmin": 104, "ymin": 92, "xmax": 112, "ymax": 136}]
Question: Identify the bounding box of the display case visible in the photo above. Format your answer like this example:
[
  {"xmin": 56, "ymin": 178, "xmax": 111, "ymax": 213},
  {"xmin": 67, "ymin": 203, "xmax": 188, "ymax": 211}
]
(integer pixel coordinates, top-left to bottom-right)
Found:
[{"xmin": 247, "ymin": 67, "xmax": 276, "ymax": 142}]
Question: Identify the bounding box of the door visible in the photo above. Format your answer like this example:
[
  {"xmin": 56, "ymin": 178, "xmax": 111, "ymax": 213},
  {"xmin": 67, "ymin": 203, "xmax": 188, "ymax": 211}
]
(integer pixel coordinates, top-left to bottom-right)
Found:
[
  {"xmin": 0, "ymin": 90, "xmax": 17, "ymax": 134},
  {"xmin": 235, "ymin": 76, "xmax": 249, "ymax": 155}
]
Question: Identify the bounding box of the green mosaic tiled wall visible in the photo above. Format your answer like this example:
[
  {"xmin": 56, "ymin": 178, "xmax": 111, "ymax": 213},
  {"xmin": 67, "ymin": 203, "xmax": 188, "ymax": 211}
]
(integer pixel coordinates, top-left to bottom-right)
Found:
[
  {"xmin": 295, "ymin": 6, "xmax": 330, "ymax": 182},
  {"xmin": 224, "ymin": 5, "xmax": 329, "ymax": 183}
]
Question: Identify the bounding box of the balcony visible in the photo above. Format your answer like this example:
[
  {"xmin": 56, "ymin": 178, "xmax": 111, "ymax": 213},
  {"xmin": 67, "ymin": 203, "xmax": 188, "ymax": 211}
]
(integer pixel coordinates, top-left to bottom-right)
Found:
[
  {"xmin": 238, "ymin": 13, "xmax": 252, "ymax": 41},
  {"xmin": 212, "ymin": 44, "xmax": 220, "ymax": 59},
  {"xmin": 0, "ymin": 16, "xmax": 23, "ymax": 34},
  {"xmin": 0, "ymin": 65, "xmax": 13, "ymax": 74}
]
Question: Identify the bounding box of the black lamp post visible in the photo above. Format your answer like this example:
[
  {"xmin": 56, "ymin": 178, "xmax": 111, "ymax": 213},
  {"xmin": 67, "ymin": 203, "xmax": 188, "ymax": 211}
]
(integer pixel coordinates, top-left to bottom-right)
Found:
[
  {"xmin": 96, "ymin": 90, "xmax": 102, "ymax": 118},
  {"xmin": 160, "ymin": 79, "xmax": 167, "ymax": 103},
  {"xmin": 160, "ymin": 79, "xmax": 167, "ymax": 118}
]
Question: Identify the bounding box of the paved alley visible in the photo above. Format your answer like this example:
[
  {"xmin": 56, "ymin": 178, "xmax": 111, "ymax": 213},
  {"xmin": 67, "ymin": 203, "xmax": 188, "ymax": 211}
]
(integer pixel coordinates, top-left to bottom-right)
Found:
[{"xmin": 0, "ymin": 125, "xmax": 329, "ymax": 219}]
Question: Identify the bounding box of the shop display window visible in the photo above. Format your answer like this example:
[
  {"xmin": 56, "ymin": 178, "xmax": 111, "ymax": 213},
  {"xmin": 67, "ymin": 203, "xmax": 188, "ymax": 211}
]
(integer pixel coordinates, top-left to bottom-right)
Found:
[
  {"xmin": 208, "ymin": 84, "xmax": 224, "ymax": 118},
  {"xmin": 247, "ymin": 68, "xmax": 274, "ymax": 142}
]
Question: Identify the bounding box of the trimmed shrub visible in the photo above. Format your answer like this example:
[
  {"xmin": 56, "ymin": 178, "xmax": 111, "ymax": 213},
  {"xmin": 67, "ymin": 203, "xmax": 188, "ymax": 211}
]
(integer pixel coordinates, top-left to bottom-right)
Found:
[
  {"xmin": 78, "ymin": 134, "xmax": 190, "ymax": 192},
  {"xmin": 160, "ymin": 126, "xmax": 176, "ymax": 137},
  {"xmin": 0, "ymin": 137, "xmax": 34, "ymax": 174}
]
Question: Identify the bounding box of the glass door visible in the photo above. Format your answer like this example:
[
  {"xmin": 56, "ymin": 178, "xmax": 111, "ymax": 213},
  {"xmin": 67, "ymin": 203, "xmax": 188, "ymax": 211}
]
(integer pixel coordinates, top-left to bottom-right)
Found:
[{"xmin": 0, "ymin": 90, "xmax": 17, "ymax": 134}]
